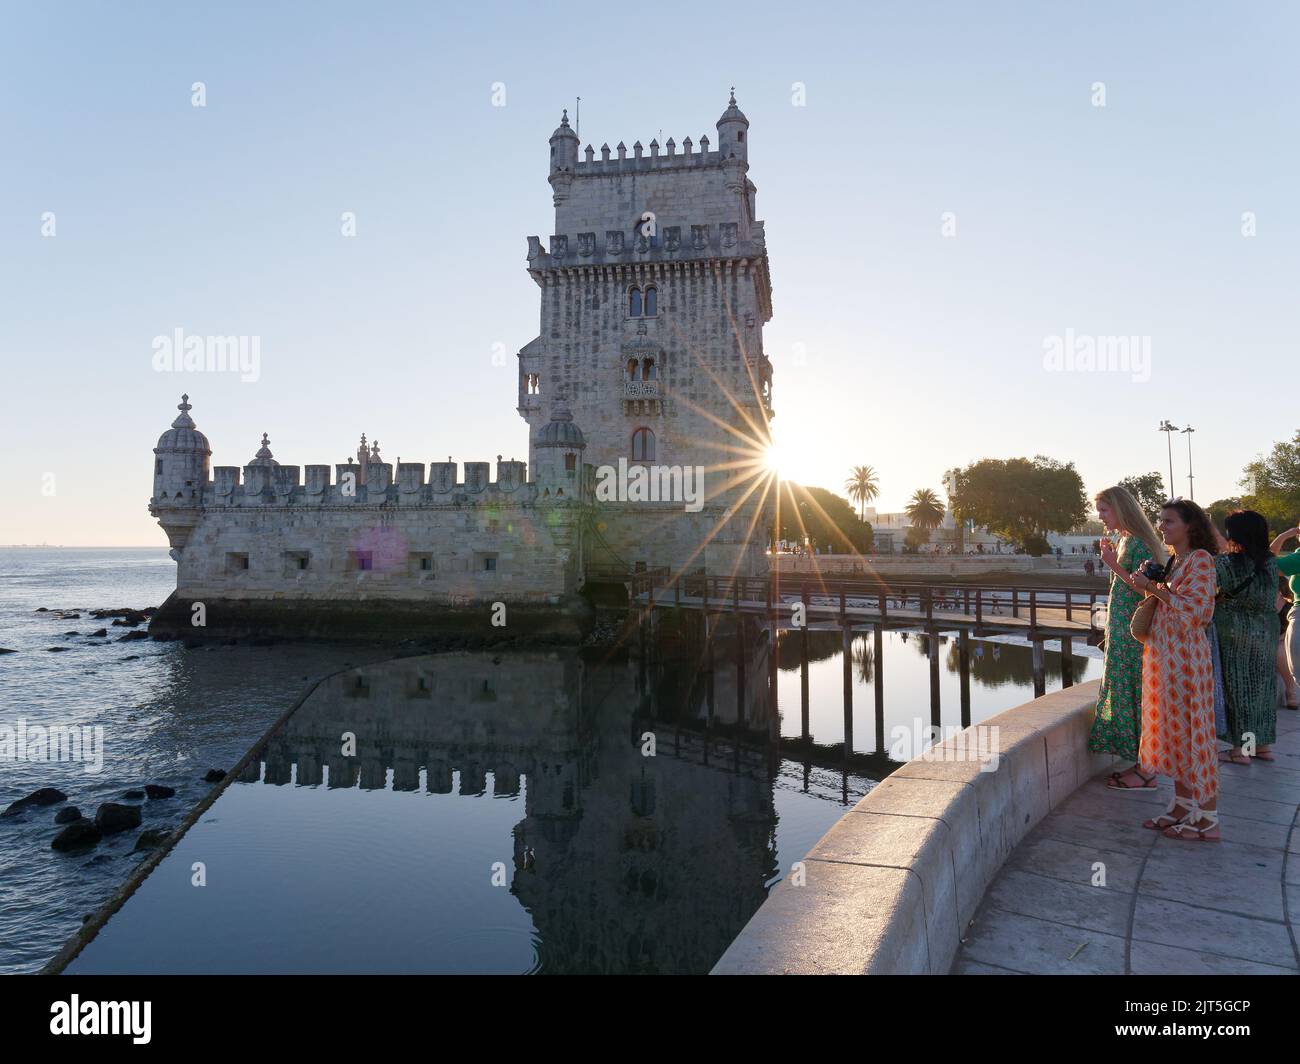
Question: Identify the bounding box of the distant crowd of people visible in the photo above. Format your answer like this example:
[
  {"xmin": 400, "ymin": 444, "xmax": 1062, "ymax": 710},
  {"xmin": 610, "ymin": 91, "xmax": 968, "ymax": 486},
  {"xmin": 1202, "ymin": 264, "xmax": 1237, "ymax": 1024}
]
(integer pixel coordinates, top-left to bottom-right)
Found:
[{"xmin": 1088, "ymin": 485, "xmax": 1298, "ymax": 842}]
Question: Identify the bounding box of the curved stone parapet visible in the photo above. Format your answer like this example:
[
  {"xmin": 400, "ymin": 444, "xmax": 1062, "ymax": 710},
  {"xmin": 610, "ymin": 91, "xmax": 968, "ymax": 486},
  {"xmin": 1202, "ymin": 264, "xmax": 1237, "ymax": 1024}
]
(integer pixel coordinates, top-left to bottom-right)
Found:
[{"xmin": 712, "ymin": 679, "xmax": 1118, "ymax": 975}]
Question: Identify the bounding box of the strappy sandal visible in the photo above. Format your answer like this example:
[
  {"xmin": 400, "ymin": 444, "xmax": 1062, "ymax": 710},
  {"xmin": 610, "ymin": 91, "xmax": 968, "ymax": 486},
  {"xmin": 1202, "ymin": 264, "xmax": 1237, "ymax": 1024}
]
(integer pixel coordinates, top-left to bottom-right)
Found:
[
  {"xmin": 1143, "ymin": 798, "xmax": 1192, "ymax": 830},
  {"xmin": 1107, "ymin": 768, "xmax": 1157, "ymax": 789},
  {"xmin": 1254, "ymin": 749, "xmax": 1275, "ymax": 761},
  {"xmin": 1162, "ymin": 805, "xmax": 1221, "ymax": 842},
  {"xmin": 1218, "ymin": 751, "xmax": 1251, "ymax": 766}
]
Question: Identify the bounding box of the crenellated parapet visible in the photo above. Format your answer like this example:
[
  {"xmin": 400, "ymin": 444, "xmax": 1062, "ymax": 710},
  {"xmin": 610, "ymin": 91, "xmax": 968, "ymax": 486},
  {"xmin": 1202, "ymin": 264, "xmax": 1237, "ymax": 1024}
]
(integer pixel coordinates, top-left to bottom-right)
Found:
[
  {"xmin": 150, "ymin": 402, "xmax": 591, "ymax": 529},
  {"xmin": 201, "ymin": 455, "xmax": 565, "ymax": 508},
  {"xmin": 527, "ymin": 221, "xmax": 766, "ymax": 270}
]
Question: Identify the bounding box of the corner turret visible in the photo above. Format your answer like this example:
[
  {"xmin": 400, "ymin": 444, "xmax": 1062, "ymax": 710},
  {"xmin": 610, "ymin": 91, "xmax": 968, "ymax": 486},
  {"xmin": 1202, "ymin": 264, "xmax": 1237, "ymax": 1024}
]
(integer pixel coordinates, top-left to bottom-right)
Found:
[
  {"xmin": 150, "ymin": 394, "xmax": 210, "ymax": 554},
  {"xmin": 532, "ymin": 406, "xmax": 586, "ymax": 496},
  {"xmin": 549, "ymin": 109, "xmax": 580, "ymax": 207},
  {"xmin": 716, "ymin": 88, "xmax": 750, "ymax": 193}
]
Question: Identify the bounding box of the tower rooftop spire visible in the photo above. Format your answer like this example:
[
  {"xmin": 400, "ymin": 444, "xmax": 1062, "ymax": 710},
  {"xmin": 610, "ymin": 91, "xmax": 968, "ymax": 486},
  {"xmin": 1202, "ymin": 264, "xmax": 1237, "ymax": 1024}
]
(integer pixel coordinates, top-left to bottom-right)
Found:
[
  {"xmin": 172, "ymin": 393, "xmax": 195, "ymax": 429},
  {"xmin": 718, "ymin": 88, "xmax": 749, "ymax": 126}
]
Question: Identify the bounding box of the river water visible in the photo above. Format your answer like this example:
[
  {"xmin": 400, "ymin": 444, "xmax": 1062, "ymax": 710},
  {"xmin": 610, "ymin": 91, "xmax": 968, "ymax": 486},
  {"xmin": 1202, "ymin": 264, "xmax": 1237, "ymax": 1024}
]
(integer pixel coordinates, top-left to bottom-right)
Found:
[{"xmin": 1, "ymin": 548, "xmax": 1097, "ymax": 974}]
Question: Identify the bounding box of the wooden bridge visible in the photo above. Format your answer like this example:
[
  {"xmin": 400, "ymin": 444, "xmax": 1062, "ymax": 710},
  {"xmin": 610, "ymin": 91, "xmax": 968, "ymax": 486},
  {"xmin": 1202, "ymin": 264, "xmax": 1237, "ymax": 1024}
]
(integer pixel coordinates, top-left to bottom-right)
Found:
[
  {"xmin": 627, "ymin": 569, "xmax": 1102, "ymax": 639},
  {"xmin": 622, "ymin": 568, "xmax": 1108, "ymax": 751}
]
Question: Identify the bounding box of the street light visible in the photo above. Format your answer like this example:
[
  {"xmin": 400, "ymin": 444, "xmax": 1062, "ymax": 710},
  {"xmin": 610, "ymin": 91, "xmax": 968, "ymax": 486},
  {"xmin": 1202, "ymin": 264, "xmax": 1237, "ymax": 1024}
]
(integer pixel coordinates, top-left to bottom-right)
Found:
[
  {"xmin": 1159, "ymin": 421, "xmax": 1179, "ymax": 500},
  {"xmin": 1181, "ymin": 425, "xmax": 1195, "ymax": 500}
]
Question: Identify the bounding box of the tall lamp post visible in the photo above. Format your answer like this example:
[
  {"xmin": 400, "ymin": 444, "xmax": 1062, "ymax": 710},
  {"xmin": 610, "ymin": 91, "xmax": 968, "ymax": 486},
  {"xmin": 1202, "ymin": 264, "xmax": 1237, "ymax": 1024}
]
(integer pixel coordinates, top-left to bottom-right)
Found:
[
  {"xmin": 1181, "ymin": 425, "xmax": 1195, "ymax": 500},
  {"xmin": 1159, "ymin": 420, "xmax": 1179, "ymax": 500}
]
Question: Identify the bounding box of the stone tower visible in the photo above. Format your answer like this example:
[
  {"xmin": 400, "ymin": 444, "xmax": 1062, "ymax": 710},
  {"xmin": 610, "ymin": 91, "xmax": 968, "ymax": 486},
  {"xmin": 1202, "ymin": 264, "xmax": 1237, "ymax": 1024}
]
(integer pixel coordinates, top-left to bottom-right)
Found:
[{"xmin": 518, "ymin": 93, "xmax": 774, "ymax": 577}]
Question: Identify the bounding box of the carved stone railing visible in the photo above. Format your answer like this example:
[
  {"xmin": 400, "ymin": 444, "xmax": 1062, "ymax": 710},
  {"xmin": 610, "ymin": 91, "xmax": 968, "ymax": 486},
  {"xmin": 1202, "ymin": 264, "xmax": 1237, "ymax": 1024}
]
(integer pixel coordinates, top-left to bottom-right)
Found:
[{"xmin": 624, "ymin": 379, "xmax": 660, "ymax": 399}]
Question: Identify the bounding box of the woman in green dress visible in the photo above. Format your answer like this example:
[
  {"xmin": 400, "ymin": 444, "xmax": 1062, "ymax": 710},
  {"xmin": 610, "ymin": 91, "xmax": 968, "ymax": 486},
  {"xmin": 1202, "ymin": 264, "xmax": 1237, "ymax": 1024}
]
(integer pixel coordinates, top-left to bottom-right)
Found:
[
  {"xmin": 1214, "ymin": 510, "xmax": 1281, "ymax": 764},
  {"xmin": 1090, "ymin": 486, "xmax": 1167, "ymax": 788}
]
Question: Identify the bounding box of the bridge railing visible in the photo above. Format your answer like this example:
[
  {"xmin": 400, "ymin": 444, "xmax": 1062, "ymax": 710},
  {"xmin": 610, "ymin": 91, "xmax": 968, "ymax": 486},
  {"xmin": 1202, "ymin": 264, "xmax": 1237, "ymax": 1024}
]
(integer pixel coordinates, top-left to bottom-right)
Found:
[{"xmin": 628, "ymin": 570, "xmax": 1104, "ymax": 632}]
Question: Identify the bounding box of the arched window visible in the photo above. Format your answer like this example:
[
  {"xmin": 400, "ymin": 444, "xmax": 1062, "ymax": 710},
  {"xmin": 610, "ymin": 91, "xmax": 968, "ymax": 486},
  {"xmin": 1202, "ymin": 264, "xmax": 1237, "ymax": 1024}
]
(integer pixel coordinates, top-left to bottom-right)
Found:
[
  {"xmin": 628, "ymin": 287, "xmax": 642, "ymax": 317},
  {"xmin": 644, "ymin": 286, "xmax": 657, "ymax": 317},
  {"xmin": 631, "ymin": 427, "xmax": 655, "ymax": 462},
  {"xmin": 642, "ymin": 357, "xmax": 655, "ymax": 380},
  {"xmin": 564, "ymin": 452, "xmax": 577, "ymax": 473},
  {"xmin": 626, "ymin": 358, "xmax": 639, "ymax": 380}
]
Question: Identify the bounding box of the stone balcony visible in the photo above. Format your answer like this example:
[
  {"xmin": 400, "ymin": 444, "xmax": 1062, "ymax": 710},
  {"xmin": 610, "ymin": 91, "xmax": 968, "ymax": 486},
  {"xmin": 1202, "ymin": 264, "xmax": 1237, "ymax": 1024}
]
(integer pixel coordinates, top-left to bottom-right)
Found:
[{"xmin": 623, "ymin": 378, "xmax": 661, "ymax": 416}]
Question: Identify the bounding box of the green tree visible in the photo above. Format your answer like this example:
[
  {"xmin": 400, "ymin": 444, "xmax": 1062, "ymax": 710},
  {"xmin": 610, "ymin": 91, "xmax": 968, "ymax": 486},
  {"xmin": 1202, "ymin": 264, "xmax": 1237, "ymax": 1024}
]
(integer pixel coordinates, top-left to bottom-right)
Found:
[
  {"xmin": 1207, "ymin": 497, "xmax": 1242, "ymax": 530},
  {"xmin": 1117, "ymin": 472, "xmax": 1167, "ymax": 522},
  {"xmin": 1242, "ymin": 431, "xmax": 1300, "ymax": 532},
  {"xmin": 905, "ymin": 488, "xmax": 945, "ymax": 531},
  {"xmin": 950, "ymin": 456, "xmax": 1087, "ymax": 556},
  {"xmin": 844, "ymin": 465, "xmax": 880, "ymax": 521},
  {"xmin": 904, "ymin": 525, "xmax": 931, "ymax": 551},
  {"xmin": 778, "ymin": 483, "xmax": 873, "ymax": 553}
]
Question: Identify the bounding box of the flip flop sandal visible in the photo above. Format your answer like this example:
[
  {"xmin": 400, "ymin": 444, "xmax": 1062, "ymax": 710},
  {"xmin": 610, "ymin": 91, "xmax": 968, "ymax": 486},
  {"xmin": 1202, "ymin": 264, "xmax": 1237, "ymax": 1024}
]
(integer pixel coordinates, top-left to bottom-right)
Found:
[
  {"xmin": 1107, "ymin": 769, "xmax": 1157, "ymax": 789},
  {"xmin": 1254, "ymin": 750, "xmax": 1275, "ymax": 761},
  {"xmin": 1217, "ymin": 751, "xmax": 1251, "ymax": 765}
]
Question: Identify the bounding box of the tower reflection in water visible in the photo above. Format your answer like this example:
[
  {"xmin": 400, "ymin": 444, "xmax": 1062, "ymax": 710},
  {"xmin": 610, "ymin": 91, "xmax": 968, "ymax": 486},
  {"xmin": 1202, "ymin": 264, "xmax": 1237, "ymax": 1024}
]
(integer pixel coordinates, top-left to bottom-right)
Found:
[{"xmin": 68, "ymin": 634, "xmax": 862, "ymax": 975}]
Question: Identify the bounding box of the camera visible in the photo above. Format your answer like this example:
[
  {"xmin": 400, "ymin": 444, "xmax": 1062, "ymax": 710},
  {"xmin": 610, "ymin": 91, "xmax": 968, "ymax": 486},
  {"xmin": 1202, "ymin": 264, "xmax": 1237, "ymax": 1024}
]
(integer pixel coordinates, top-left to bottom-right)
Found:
[{"xmin": 1139, "ymin": 559, "xmax": 1169, "ymax": 582}]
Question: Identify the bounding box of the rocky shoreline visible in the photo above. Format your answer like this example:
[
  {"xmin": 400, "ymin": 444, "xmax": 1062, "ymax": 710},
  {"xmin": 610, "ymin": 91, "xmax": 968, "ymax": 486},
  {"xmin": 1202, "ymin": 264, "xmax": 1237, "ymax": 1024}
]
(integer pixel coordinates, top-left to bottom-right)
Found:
[{"xmin": 2, "ymin": 774, "xmax": 226, "ymax": 867}]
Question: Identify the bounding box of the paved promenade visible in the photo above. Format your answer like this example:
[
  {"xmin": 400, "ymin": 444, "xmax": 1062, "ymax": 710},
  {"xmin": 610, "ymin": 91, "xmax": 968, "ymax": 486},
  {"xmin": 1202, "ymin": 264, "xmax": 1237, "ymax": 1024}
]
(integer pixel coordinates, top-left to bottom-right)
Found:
[{"xmin": 954, "ymin": 707, "xmax": 1300, "ymax": 974}]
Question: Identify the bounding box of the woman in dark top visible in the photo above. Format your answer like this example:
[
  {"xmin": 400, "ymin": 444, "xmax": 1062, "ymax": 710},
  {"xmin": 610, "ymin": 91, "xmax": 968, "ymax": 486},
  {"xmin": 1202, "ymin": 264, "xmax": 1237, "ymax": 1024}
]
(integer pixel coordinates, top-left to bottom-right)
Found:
[{"xmin": 1214, "ymin": 510, "xmax": 1281, "ymax": 764}]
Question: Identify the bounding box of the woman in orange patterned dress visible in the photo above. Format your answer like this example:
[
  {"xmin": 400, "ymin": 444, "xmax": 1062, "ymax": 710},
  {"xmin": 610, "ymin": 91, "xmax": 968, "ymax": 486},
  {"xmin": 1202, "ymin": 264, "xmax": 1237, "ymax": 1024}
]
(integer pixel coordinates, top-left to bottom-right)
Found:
[{"xmin": 1133, "ymin": 499, "xmax": 1220, "ymax": 841}]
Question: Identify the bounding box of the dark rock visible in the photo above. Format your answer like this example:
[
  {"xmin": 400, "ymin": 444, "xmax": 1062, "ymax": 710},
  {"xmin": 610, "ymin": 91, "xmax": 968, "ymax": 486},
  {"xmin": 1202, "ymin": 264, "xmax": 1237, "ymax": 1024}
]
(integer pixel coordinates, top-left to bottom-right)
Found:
[
  {"xmin": 134, "ymin": 828, "xmax": 171, "ymax": 851},
  {"xmin": 35, "ymin": 607, "xmax": 49, "ymax": 612},
  {"xmin": 90, "ymin": 628, "xmax": 108, "ymax": 638},
  {"xmin": 120, "ymin": 655, "xmax": 140, "ymax": 662},
  {"xmin": 94, "ymin": 802, "xmax": 142, "ymax": 834},
  {"xmin": 118, "ymin": 630, "xmax": 150, "ymax": 642},
  {"xmin": 203, "ymin": 769, "xmax": 226, "ymax": 783},
  {"xmin": 46, "ymin": 646, "xmax": 71, "ymax": 652},
  {"xmin": 3, "ymin": 787, "xmax": 68, "ymax": 816},
  {"xmin": 117, "ymin": 610, "xmax": 147, "ymax": 627},
  {"xmin": 60, "ymin": 613, "xmax": 81, "ymax": 620},
  {"xmin": 184, "ymin": 640, "xmax": 202, "ymax": 650},
  {"xmin": 54, "ymin": 806, "xmax": 82, "ymax": 824},
  {"xmin": 144, "ymin": 784, "xmax": 176, "ymax": 800},
  {"xmin": 122, "ymin": 789, "xmax": 145, "ymax": 799},
  {"xmin": 0, "ymin": 648, "xmax": 15, "ymax": 654},
  {"xmin": 52, "ymin": 820, "xmax": 102, "ymax": 851}
]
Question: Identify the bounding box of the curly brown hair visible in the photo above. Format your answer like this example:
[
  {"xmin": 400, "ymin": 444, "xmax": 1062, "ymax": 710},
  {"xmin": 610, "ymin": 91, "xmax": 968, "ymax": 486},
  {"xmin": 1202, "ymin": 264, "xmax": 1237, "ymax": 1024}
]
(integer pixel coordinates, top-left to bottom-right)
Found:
[{"xmin": 1160, "ymin": 499, "xmax": 1219, "ymax": 556}]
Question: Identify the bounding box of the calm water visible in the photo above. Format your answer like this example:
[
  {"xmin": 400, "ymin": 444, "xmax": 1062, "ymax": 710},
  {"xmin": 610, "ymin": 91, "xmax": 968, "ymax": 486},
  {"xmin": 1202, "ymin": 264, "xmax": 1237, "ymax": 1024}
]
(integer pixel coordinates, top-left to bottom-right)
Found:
[
  {"xmin": 775, "ymin": 627, "xmax": 1099, "ymax": 749},
  {"xmin": 0, "ymin": 548, "xmax": 395, "ymax": 974},
  {"xmin": 66, "ymin": 648, "xmax": 871, "ymax": 975},
  {"xmin": 2, "ymin": 548, "xmax": 1097, "ymax": 974}
]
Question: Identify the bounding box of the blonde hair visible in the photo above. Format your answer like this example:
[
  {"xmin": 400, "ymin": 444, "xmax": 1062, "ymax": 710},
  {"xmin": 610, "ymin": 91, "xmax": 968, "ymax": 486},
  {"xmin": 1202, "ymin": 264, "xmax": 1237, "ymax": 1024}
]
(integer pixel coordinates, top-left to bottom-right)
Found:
[{"xmin": 1095, "ymin": 486, "xmax": 1166, "ymax": 562}]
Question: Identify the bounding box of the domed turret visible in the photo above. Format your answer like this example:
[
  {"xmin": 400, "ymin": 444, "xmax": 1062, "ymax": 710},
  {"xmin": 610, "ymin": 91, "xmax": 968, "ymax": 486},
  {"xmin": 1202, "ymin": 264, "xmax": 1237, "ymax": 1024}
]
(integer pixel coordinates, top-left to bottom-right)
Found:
[
  {"xmin": 533, "ymin": 407, "xmax": 586, "ymax": 494},
  {"xmin": 152, "ymin": 394, "xmax": 211, "ymax": 506},
  {"xmin": 549, "ymin": 109, "xmax": 579, "ymax": 206},
  {"xmin": 549, "ymin": 108, "xmax": 579, "ymax": 172},
  {"xmin": 716, "ymin": 88, "xmax": 750, "ymax": 165},
  {"xmin": 535, "ymin": 406, "xmax": 586, "ymax": 448}
]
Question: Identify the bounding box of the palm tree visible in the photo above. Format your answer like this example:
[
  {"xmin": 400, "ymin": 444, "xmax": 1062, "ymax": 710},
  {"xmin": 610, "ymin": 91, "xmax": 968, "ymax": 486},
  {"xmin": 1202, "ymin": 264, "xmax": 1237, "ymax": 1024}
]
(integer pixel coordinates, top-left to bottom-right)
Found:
[
  {"xmin": 906, "ymin": 488, "xmax": 945, "ymax": 532},
  {"xmin": 844, "ymin": 465, "xmax": 880, "ymax": 521}
]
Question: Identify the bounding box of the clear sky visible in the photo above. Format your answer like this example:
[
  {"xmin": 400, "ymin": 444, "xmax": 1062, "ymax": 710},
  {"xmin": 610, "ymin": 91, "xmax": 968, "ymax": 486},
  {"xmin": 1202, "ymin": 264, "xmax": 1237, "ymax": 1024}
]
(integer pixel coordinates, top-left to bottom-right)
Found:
[{"xmin": 1, "ymin": 0, "xmax": 1293, "ymax": 545}]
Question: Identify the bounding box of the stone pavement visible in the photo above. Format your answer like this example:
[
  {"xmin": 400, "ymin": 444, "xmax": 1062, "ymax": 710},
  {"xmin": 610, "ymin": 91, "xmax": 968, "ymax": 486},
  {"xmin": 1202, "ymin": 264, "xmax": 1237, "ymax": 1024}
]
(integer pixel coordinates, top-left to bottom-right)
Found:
[{"xmin": 953, "ymin": 706, "xmax": 1300, "ymax": 974}]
